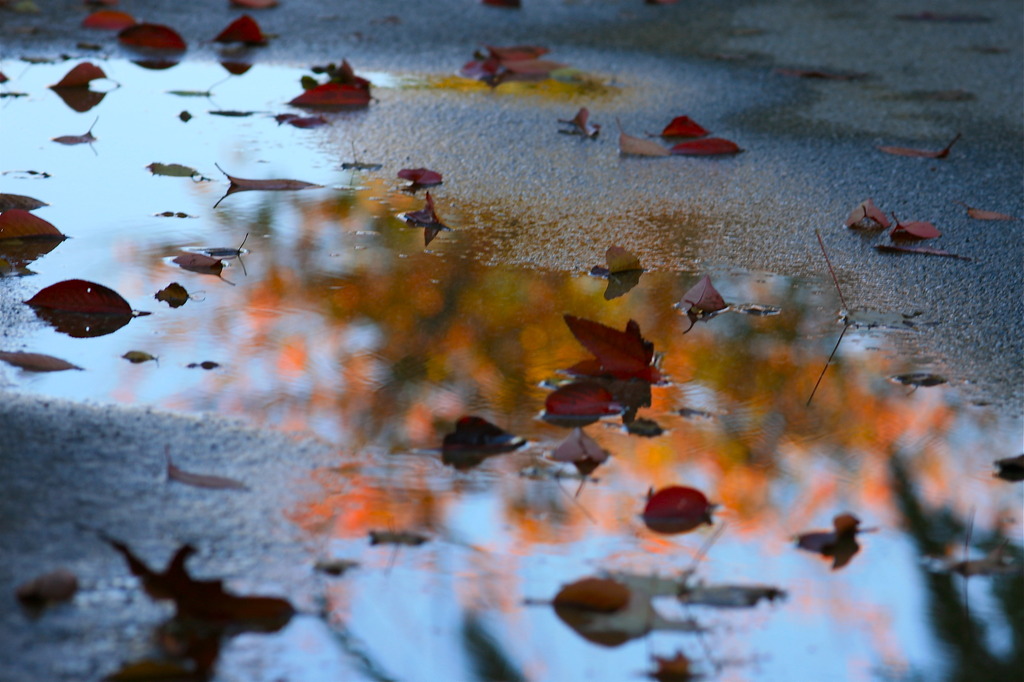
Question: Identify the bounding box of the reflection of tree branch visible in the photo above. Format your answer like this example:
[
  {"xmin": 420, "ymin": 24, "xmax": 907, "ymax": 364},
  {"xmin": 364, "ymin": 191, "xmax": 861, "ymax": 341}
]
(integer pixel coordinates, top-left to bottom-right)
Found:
[
  {"xmin": 889, "ymin": 455, "xmax": 1024, "ymax": 681},
  {"xmin": 462, "ymin": 612, "xmax": 527, "ymax": 682}
]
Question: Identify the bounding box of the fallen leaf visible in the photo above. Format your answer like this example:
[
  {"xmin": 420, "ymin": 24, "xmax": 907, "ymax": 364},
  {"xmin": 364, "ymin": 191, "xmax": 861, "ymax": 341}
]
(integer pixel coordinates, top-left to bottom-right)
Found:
[
  {"xmin": 118, "ymin": 23, "xmax": 187, "ymax": 51},
  {"xmin": 289, "ymin": 82, "xmax": 370, "ymax": 108},
  {"xmin": 214, "ymin": 164, "xmax": 322, "ymax": 207},
  {"xmin": 485, "ymin": 45, "xmax": 550, "ymax": 61},
  {"xmin": 670, "ymin": 138, "xmax": 742, "ymax": 155},
  {"xmin": 590, "ymin": 246, "xmax": 644, "ymax": 299},
  {"xmin": 642, "ymin": 486, "xmax": 715, "ymax": 534},
  {"xmin": 679, "ymin": 274, "xmax": 727, "ymax": 315},
  {"xmin": 481, "ymin": 0, "xmax": 520, "ymax": 6},
  {"xmin": 213, "ymin": 14, "xmax": 266, "ymax": 45},
  {"xmin": 398, "ymin": 167, "xmax": 443, "ymax": 187},
  {"xmin": 172, "ymin": 252, "xmax": 224, "ymax": 276},
  {"xmin": 231, "ymin": 0, "xmax": 277, "ymax": 8},
  {"xmin": 678, "ymin": 583, "xmax": 786, "ymax": 608},
  {"xmin": 878, "ymin": 132, "xmax": 961, "ymax": 158},
  {"xmin": 954, "ymin": 201, "xmax": 1017, "ymax": 221},
  {"xmin": 552, "ymin": 427, "xmax": 609, "ymax": 476},
  {"xmin": 542, "ymin": 381, "xmax": 623, "ymax": 426},
  {"xmin": 147, "ymin": 162, "xmax": 198, "ymax": 177},
  {"xmin": 441, "ymin": 416, "xmax": 525, "ymax": 468},
  {"xmin": 775, "ymin": 67, "xmax": 867, "ymax": 80},
  {"xmin": 122, "ymin": 350, "xmax": 156, "ymax": 364},
  {"xmin": 50, "ymin": 62, "xmax": 107, "ymax": 88},
  {"xmin": 896, "ymin": 11, "xmax": 990, "ymax": 22},
  {"xmin": 795, "ymin": 512, "xmax": 864, "ymax": 570},
  {"xmin": 15, "ymin": 568, "xmax": 78, "ymax": 605},
  {"xmin": 994, "ymin": 454, "xmax": 1024, "ymax": 482},
  {"xmin": 563, "ymin": 315, "xmax": 662, "ymax": 383},
  {"xmin": 155, "ymin": 282, "xmax": 191, "ymax": 307},
  {"xmin": 274, "ymin": 113, "xmax": 328, "ymax": 128},
  {"xmin": 220, "ymin": 61, "xmax": 254, "ymax": 75},
  {"xmin": 187, "ymin": 361, "xmax": 220, "ymax": 369},
  {"xmin": 502, "ymin": 58, "xmax": 566, "ymax": 75},
  {"xmin": 25, "ymin": 279, "xmax": 134, "ymax": 315},
  {"xmin": 167, "ymin": 454, "xmax": 248, "ymax": 490},
  {"xmin": 0, "ymin": 351, "xmax": 81, "ymax": 372},
  {"xmin": 52, "ymin": 117, "xmax": 98, "ymax": 146},
  {"xmin": 81, "ymin": 9, "xmax": 135, "ymax": 30},
  {"xmin": 618, "ymin": 121, "xmax": 670, "ymax": 156},
  {"xmin": 0, "ymin": 193, "xmax": 49, "ymax": 212},
  {"xmin": 874, "ymin": 244, "xmax": 970, "ymax": 260},
  {"xmin": 889, "ymin": 372, "xmax": 946, "ymax": 388},
  {"xmin": 559, "ymin": 108, "xmax": 600, "ymax": 138},
  {"xmin": 399, "ymin": 191, "xmax": 451, "ymax": 245},
  {"xmin": 368, "ymin": 530, "xmax": 429, "ymax": 546},
  {"xmin": 889, "ymin": 215, "xmax": 941, "ymax": 240},
  {"xmin": 0, "ymin": 209, "xmax": 65, "ymax": 240},
  {"xmin": 553, "ymin": 577, "xmax": 630, "ymax": 613},
  {"xmin": 845, "ymin": 198, "xmax": 891, "ymax": 229},
  {"xmin": 314, "ymin": 558, "xmax": 359, "ymax": 576},
  {"xmin": 659, "ymin": 116, "xmax": 709, "ymax": 138},
  {"xmin": 625, "ymin": 417, "xmax": 663, "ymax": 437},
  {"xmin": 646, "ymin": 651, "xmax": 695, "ymax": 681}
]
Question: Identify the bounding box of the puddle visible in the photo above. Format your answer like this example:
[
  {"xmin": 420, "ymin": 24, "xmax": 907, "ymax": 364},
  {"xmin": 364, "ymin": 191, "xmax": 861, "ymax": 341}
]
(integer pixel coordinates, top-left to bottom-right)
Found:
[{"xmin": 1, "ymin": 58, "xmax": 1021, "ymax": 681}]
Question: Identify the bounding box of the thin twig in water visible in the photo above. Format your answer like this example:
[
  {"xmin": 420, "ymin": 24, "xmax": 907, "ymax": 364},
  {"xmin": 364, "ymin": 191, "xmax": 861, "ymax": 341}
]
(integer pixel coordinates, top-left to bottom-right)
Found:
[
  {"xmin": 555, "ymin": 478, "xmax": 596, "ymax": 524},
  {"xmin": 807, "ymin": 325, "xmax": 848, "ymax": 407},
  {"xmin": 808, "ymin": 230, "xmax": 851, "ymax": 406}
]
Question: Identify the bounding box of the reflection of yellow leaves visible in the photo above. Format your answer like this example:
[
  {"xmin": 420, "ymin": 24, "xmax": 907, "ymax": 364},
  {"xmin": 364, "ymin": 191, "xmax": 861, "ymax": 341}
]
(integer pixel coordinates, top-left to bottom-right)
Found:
[{"xmin": 422, "ymin": 74, "xmax": 613, "ymax": 99}]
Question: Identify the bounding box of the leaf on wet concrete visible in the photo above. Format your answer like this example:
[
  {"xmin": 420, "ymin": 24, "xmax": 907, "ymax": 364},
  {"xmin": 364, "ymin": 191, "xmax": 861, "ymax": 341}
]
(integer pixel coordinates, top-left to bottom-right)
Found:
[
  {"xmin": 878, "ymin": 132, "xmax": 961, "ymax": 158},
  {"xmin": 289, "ymin": 82, "xmax": 371, "ymax": 108},
  {"xmin": 670, "ymin": 137, "xmax": 742, "ymax": 156},
  {"xmin": 774, "ymin": 67, "xmax": 867, "ymax": 80},
  {"xmin": 889, "ymin": 215, "xmax": 941, "ymax": 240},
  {"xmin": 213, "ymin": 14, "xmax": 267, "ymax": 45},
  {"xmin": 0, "ymin": 350, "xmax": 82, "ymax": 372},
  {"xmin": 795, "ymin": 513, "xmax": 866, "ymax": 570},
  {"xmin": 155, "ymin": 282, "xmax": 191, "ymax": 308},
  {"xmin": 617, "ymin": 121, "xmax": 670, "ymax": 156},
  {"xmin": 398, "ymin": 167, "xmax": 443, "ymax": 188},
  {"xmin": 82, "ymin": 9, "xmax": 136, "ymax": 30},
  {"xmin": 642, "ymin": 485, "xmax": 716, "ymax": 534},
  {"xmin": 122, "ymin": 350, "xmax": 157, "ymax": 364},
  {"xmin": 955, "ymin": 201, "xmax": 1018, "ymax": 221},
  {"xmin": 874, "ymin": 244, "xmax": 970, "ymax": 260},
  {"xmin": 563, "ymin": 315, "xmax": 662, "ymax": 383},
  {"xmin": 844, "ymin": 198, "xmax": 891, "ymax": 229},
  {"xmin": 0, "ymin": 209, "xmax": 65, "ymax": 240},
  {"xmin": 0, "ymin": 193, "xmax": 48, "ymax": 212},
  {"xmin": 147, "ymin": 162, "xmax": 198, "ymax": 177},
  {"xmin": 368, "ymin": 530, "xmax": 429, "ymax": 546},
  {"xmin": 15, "ymin": 568, "xmax": 78, "ymax": 605},
  {"xmin": 167, "ymin": 453, "xmax": 248, "ymax": 490},
  {"xmin": 658, "ymin": 115, "xmax": 709, "ymax": 138},
  {"xmin": 994, "ymin": 454, "xmax": 1024, "ymax": 482},
  {"xmin": 25, "ymin": 279, "xmax": 134, "ymax": 315},
  {"xmin": 559, "ymin": 107, "xmax": 600, "ymax": 138},
  {"xmin": 118, "ymin": 23, "xmax": 187, "ymax": 51},
  {"xmin": 50, "ymin": 62, "xmax": 107, "ymax": 88}
]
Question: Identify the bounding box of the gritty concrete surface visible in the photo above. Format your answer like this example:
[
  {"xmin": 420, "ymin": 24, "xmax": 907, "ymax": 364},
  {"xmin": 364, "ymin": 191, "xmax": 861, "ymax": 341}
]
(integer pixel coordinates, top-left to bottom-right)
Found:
[{"xmin": 0, "ymin": 0, "xmax": 1022, "ymax": 679}]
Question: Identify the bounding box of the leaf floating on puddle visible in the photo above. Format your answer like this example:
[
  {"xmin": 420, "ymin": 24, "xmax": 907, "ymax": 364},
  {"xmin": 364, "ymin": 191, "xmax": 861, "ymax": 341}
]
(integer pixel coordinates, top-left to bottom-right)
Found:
[
  {"xmin": 795, "ymin": 513, "xmax": 867, "ymax": 570},
  {"xmin": 645, "ymin": 652, "xmax": 696, "ymax": 681},
  {"xmin": 441, "ymin": 416, "xmax": 525, "ymax": 468},
  {"xmin": 187, "ymin": 361, "xmax": 220, "ymax": 370},
  {"xmin": 118, "ymin": 23, "xmax": 187, "ymax": 51},
  {"xmin": 994, "ymin": 454, "xmax": 1024, "ymax": 482},
  {"xmin": 543, "ymin": 381, "xmax": 623, "ymax": 426},
  {"xmin": 552, "ymin": 427, "xmax": 609, "ymax": 476},
  {"xmin": 274, "ymin": 113, "xmax": 328, "ymax": 128},
  {"xmin": 590, "ymin": 246, "xmax": 644, "ymax": 299},
  {"xmin": 147, "ymin": 162, "xmax": 198, "ymax": 177},
  {"xmin": 214, "ymin": 164, "xmax": 322, "ymax": 207},
  {"xmin": 26, "ymin": 279, "xmax": 134, "ymax": 315},
  {"xmin": 122, "ymin": 350, "xmax": 156, "ymax": 364},
  {"xmin": 368, "ymin": 530, "xmax": 429, "ymax": 546},
  {"xmin": 0, "ymin": 193, "xmax": 48, "ymax": 212},
  {"xmin": 167, "ymin": 454, "xmax": 248, "ymax": 490},
  {"xmin": 0, "ymin": 351, "xmax": 82, "ymax": 372},
  {"xmin": 889, "ymin": 372, "xmax": 947, "ymax": 388},
  {"xmin": 52, "ymin": 117, "xmax": 99, "ymax": 146},
  {"xmin": 172, "ymin": 252, "xmax": 225, "ymax": 276},
  {"xmin": 155, "ymin": 282, "xmax": 190, "ymax": 308},
  {"xmin": 676, "ymin": 274, "xmax": 728, "ymax": 332},
  {"xmin": 49, "ymin": 62, "xmax": 107, "ymax": 88},
  {"xmin": 0, "ymin": 209, "xmax": 65, "ymax": 240},
  {"xmin": 563, "ymin": 315, "xmax": 662, "ymax": 383},
  {"xmin": 400, "ymin": 192, "xmax": 451, "ymax": 245},
  {"xmin": 878, "ymin": 132, "xmax": 961, "ymax": 159},
  {"xmin": 289, "ymin": 82, "xmax": 371, "ymax": 108},
  {"xmin": 642, "ymin": 486, "xmax": 715, "ymax": 534}
]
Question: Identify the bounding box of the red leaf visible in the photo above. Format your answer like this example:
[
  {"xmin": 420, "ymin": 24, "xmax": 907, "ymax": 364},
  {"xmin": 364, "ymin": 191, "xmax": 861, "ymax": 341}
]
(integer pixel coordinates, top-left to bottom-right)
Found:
[
  {"xmin": 670, "ymin": 138, "xmax": 742, "ymax": 155},
  {"xmin": 50, "ymin": 62, "xmax": 107, "ymax": 88},
  {"xmin": 659, "ymin": 116, "xmax": 709, "ymax": 138},
  {"xmin": 559, "ymin": 108, "xmax": 600, "ymax": 138},
  {"xmin": 0, "ymin": 351, "xmax": 82, "ymax": 372},
  {"xmin": 889, "ymin": 216, "xmax": 941, "ymax": 240},
  {"xmin": 0, "ymin": 209, "xmax": 65, "ymax": 240},
  {"xmin": 441, "ymin": 416, "xmax": 525, "ymax": 453},
  {"xmin": 878, "ymin": 132, "xmax": 961, "ymax": 159},
  {"xmin": 402, "ymin": 191, "xmax": 445, "ymax": 227},
  {"xmin": 0, "ymin": 72, "xmax": 8, "ymax": 84},
  {"xmin": 25, "ymin": 279, "xmax": 133, "ymax": 315},
  {"xmin": 289, "ymin": 82, "xmax": 371, "ymax": 108},
  {"xmin": 844, "ymin": 198, "xmax": 891, "ymax": 229},
  {"xmin": 502, "ymin": 58, "xmax": 565, "ymax": 75},
  {"xmin": 680, "ymin": 274, "xmax": 727, "ymax": 314},
  {"xmin": 213, "ymin": 15, "xmax": 266, "ymax": 45},
  {"xmin": 274, "ymin": 113, "xmax": 328, "ymax": 128},
  {"xmin": 231, "ymin": 0, "xmax": 277, "ymax": 7},
  {"xmin": 81, "ymin": 9, "xmax": 136, "ymax": 30},
  {"xmin": 220, "ymin": 60, "xmax": 254, "ymax": 75},
  {"xmin": 459, "ymin": 57, "xmax": 502, "ymax": 82},
  {"xmin": 563, "ymin": 315, "xmax": 661, "ymax": 383},
  {"xmin": 398, "ymin": 168, "xmax": 443, "ymax": 187},
  {"xmin": 118, "ymin": 23, "xmax": 187, "ymax": 51},
  {"xmin": 544, "ymin": 382, "xmax": 622, "ymax": 419},
  {"xmin": 486, "ymin": 45, "xmax": 549, "ymax": 62},
  {"xmin": 643, "ymin": 486, "xmax": 715, "ymax": 534},
  {"xmin": 481, "ymin": 0, "xmax": 520, "ymax": 7}
]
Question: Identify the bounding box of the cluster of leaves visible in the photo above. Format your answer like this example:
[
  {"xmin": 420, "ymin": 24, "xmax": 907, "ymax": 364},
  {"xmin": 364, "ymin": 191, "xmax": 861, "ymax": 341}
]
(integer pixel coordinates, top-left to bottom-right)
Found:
[
  {"xmin": 292, "ymin": 59, "xmax": 372, "ymax": 108},
  {"xmin": 459, "ymin": 45, "xmax": 569, "ymax": 86}
]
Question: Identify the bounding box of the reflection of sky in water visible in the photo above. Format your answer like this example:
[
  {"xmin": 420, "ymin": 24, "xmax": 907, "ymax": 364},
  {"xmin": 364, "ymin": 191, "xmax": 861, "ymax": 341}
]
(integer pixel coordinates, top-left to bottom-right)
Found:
[{"xmin": 2, "ymin": 60, "xmax": 1021, "ymax": 682}]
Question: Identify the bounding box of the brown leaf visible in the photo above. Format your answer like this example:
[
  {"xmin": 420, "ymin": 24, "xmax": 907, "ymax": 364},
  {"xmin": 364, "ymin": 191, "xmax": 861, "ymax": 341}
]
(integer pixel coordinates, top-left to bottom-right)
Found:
[
  {"xmin": 618, "ymin": 123, "xmax": 670, "ymax": 156},
  {"xmin": 25, "ymin": 279, "xmax": 134, "ymax": 315},
  {"xmin": 0, "ymin": 193, "xmax": 48, "ymax": 212},
  {"xmin": 368, "ymin": 530, "xmax": 429, "ymax": 546},
  {"xmin": 172, "ymin": 252, "xmax": 224, "ymax": 276},
  {"xmin": 0, "ymin": 351, "xmax": 82, "ymax": 372},
  {"xmin": 214, "ymin": 164, "xmax": 321, "ymax": 207},
  {"xmin": 0, "ymin": 209, "xmax": 65, "ymax": 240},
  {"xmin": 15, "ymin": 568, "xmax": 78, "ymax": 604},
  {"xmin": 844, "ymin": 198, "xmax": 891, "ymax": 229},
  {"xmin": 50, "ymin": 62, "xmax": 107, "ymax": 88},
  {"xmin": 955, "ymin": 201, "xmax": 1017, "ymax": 221},
  {"xmin": 878, "ymin": 132, "xmax": 961, "ymax": 158},
  {"xmin": 155, "ymin": 282, "xmax": 190, "ymax": 307},
  {"xmin": 796, "ymin": 513, "xmax": 863, "ymax": 570},
  {"xmin": 167, "ymin": 454, "xmax": 248, "ymax": 490},
  {"xmin": 553, "ymin": 577, "xmax": 630, "ymax": 612},
  {"xmin": 559, "ymin": 107, "xmax": 600, "ymax": 138},
  {"xmin": 551, "ymin": 427, "xmax": 609, "ymax": 476}
]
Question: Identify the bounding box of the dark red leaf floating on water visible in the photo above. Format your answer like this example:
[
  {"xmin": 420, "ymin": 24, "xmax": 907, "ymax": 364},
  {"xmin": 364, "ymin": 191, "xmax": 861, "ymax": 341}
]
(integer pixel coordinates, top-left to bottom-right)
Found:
[
  {"xmin": 25, "ymin": 279, "xmax": 133, "ymax": 315},
  {"xmin": 50, "ymin": 62, "xmax": 107, "ymax": 88},
  {"xmin": 220, "ymin": 61, "xmax": 254, "ymax": 76},
  {"xmin": 543, "ymin": 382, "xmax": 623, "ymax": 425},
  {"xmin": 0, "ymin": 209, "xmax": 65, "ymax": 240},
  {"xmin": 563, "ymin": 315, "xmax": 662, "ymax": 383},
  {"xmin": 845, "ymin": 198, "xmax": 891, "ymax": 229},
  {"xmin": 118, "ymin": 23, "xmax": 187, "ymax": 51},
  {"xmin": 441, "ymin": 416, "xmax": 525, "ymax": 468},
  {"xmin": 213, "ymin": 15, "xmax": 266, "ymax": 45},
  {"xmin": 670, "ymin": 138, "xmax": 742, "ymax": 156},
  {"xmin": 81, "ymin": 9, "xmax": 136, "ymax": 30},
  {"xmin": 215, "ymin": 164, "xmax": 322, "ymax": 207},
  {"xmin": 553, "ymin": 577, "xmax": 631, "ymax": 613},
  {"xmin": 659, "ymin": 116, "xmax": 709, "ymax": 138},
  {"xmin": 889, "ymin": 215, "xmax": 941, "ymax": 240},
  {"xmin": 289, "ymin": 82, "xmax": 370, "ymax": 108},
  {"xmin": 172, "ymin": 252, "xmax": 225, "ymax": 276},
  {"xmin": 274, "ymin": 113, "xmax": 328, "ymax": 128},
  {"xmin": 400, "ymin": 192, "xmax": 450, "ymax": 245},
  {"xmin": 559, "ymin": 108, "xmax": 600, "ymax": 138},
  {"xmin": 398, "ymin": 168, "xmax": 443, "ymax": 188},
  {"xmin": 878, "ymin": 132, "xmax": 961, "ymax": 158},
  {"xmin": 796, "ymin": 513, "xmax": 864, "ymax": 570},
  {"xmin": 642, "ymin": 486, "xmax": 715, "ymax": 534},
  {"xmin": 677, "ymin": 274, "xmax": 727, "ymax": 332}
]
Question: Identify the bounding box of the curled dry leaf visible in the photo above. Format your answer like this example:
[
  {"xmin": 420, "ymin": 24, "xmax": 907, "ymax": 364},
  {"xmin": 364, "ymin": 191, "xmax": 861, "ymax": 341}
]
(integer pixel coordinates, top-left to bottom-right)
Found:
[
  {"xmin": 81, "ymin": 9, "xmax": 136, "ymax": 30},
  {"xmin": 215, "ymin": 164, "xmax": 322, "ymax": 207},
  {"xmin": 25, "ymin": 279, "xmax": 133, "ymax": 315},
  {"xmin": 559, "ymin": 107, "xmax": 600, "ymax": 138},
  {"xmin": 845, "ymin": 198, "xmax": 891, "ymax": 229},
  {"xmin": 213, "ymin": 15, "xmax": 266, "ymax": 45},
  {"xmin": 118, "ymin": 23, "xmax": 187, "ymax": 51},
  {"xmin": 642, "ymin": 485, "xmax": 715, "ymax": 534},
  {"xmin": 50, "ymin": 62, "xmax": 107, "ymax": 88},
  {"xmin": 167, "ymin": 453, "xmax": 248, "ymax": 490},
  {"xmin": 878, "ymin": 132, "xmax": 961, "ymax": 158},
  {"xmin": 398, "ymin": 167, "xmax": 443, "ymax": 187},
  {"xmin": 0, "ymin": 209, "xmax": 65, "ymax": 240},
  {"xmin": 670, "ymin": 138, "xmax": 742, "ymax": 155},
  {"xmin": 15, "ymin": 568, "xmax": 78, "ymax": 605},
  {"xmin": 0, "ymin": 351, "xmax": 82, "ymax": 372},
  {"xmin": 955, "ymin": 201, "xmax": 1018, "ymax": 221},
  {"xmin": 0, "ymin": 193, "xmax": 48, "ymax": 212}
]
